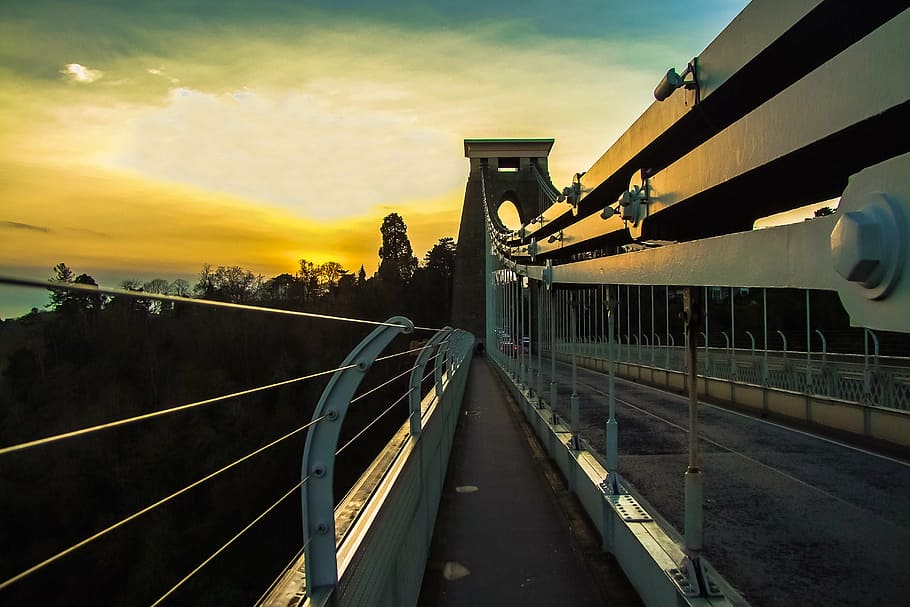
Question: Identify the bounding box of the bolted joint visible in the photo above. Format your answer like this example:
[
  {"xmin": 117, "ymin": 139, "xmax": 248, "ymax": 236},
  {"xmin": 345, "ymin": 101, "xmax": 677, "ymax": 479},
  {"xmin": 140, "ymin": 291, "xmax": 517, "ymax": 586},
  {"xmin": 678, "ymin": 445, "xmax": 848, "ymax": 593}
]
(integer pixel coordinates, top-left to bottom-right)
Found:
[
  {"xmin": 829, "ymin": 194, "xmax": 905, "ymax": 300},
  {"xmin": 831, "ymin": 211, "xmax": 884, "ymax": 285}
]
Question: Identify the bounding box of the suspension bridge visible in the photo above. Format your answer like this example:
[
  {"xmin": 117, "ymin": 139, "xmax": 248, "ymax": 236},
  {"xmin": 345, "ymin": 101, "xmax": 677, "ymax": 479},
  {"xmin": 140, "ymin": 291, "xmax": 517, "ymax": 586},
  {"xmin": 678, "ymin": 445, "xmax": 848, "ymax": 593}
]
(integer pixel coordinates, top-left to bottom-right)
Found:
[{"xmin": 3, "ymin": 1, "xmax": 910, "ymax": 606}]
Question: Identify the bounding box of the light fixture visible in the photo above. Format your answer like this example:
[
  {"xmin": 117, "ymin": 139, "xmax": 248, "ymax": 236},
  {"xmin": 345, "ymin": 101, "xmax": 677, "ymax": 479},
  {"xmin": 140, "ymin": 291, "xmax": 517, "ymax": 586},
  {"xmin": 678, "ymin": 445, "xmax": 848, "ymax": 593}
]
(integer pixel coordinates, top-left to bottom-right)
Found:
[
  {"xmin": 547, "ymin": 231, "xmax": 564, "ymax": 244},
  {"xmin": 654, "ymin": 59, "xmax": 699, "ymax": 102},
  {"xmin": 600, "ymin": 206, "xmax": 618, "ymax": 219}
]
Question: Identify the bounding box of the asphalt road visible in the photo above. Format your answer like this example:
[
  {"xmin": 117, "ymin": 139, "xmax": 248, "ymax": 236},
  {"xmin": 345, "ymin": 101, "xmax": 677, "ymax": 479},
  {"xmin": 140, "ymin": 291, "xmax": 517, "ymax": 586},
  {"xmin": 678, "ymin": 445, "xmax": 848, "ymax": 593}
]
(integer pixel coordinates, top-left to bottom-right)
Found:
[{"xmin": 535, "ymin": 355, "xmax": 910, "ymax": 607}]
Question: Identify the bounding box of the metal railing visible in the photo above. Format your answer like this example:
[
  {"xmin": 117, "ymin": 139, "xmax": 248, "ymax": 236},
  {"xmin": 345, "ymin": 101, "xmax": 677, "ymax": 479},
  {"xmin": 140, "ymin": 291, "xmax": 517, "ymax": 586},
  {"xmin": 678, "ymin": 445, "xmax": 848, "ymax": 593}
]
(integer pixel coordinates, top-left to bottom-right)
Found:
[{"xmin": 550, "ymin": 339, "xmax": 910, "ymax": 411}]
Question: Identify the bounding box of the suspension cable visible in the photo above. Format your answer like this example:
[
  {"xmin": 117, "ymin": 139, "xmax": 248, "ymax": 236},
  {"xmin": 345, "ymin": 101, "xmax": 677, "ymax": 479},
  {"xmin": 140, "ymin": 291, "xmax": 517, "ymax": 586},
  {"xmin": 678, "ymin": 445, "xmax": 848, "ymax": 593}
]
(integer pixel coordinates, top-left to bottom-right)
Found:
[
  {"xmin": 0, "ymin": 415, "xmax": 327, "ymax": 592},
  {"xmin": 0, "ymin": 365, "xmax": 357, "ymax": 456},
  {"xmin": 0, "ymin": 275, "xmax": 442, "ymax": 332},
  {"xmin": 149, "ymin": 475, "xmax": 313, "ymax": 607},
  {"xmin": 531, "ymin": 163, "xmax": 562, "ymax": 202}
]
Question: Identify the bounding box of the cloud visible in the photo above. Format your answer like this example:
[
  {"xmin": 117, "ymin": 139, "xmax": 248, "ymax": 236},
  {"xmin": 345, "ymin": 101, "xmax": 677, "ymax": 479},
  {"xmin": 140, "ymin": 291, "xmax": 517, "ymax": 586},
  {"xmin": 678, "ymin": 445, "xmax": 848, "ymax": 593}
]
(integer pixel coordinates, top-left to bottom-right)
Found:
[
  {"xmin": 61, "ymin": 63, "xmax": 103, "ymax": 83},
  {"xmin": 0, "ymin": 220, "xmax": 51, "ymax": 232}
]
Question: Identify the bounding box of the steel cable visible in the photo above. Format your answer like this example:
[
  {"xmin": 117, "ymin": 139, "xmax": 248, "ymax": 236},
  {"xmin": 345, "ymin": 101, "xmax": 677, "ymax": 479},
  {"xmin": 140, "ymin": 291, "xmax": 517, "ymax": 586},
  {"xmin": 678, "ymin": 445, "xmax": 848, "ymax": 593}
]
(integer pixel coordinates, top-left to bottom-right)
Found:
[
  {"xmin": 149, "ymin": 475, "xmax": 313, "ymax": 607},
  {"xmin": 0, "ymin": 416, "xmax": 327, "ymax": 591},
  {"xmin": 0, "ymin": 365, "xmax": 357, "ymax": 456},
  {"xmin": 0, "ymin": 276, "xmax": 442, "ymax": 332}
]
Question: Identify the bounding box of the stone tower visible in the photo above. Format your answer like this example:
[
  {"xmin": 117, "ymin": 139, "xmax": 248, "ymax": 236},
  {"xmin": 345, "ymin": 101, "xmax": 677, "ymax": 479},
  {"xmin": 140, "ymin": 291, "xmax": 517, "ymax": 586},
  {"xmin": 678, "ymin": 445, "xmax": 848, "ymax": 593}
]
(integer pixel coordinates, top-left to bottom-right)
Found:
[{"xmin": 452, "ymin": 138, "xmax": 556, "ymax": 343}]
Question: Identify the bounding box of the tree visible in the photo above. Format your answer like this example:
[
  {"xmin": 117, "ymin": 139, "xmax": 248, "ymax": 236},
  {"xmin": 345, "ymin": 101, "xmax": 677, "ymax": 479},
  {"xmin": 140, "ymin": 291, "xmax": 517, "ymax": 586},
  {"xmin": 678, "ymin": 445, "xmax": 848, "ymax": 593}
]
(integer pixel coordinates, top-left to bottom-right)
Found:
[
  {"xmin": 262, "ymin": 273, "xmax": 300, "ymax": 306},
  {"xmin": 298, "ymin": 259, "xmax": 320, "ymax": 303},
  {"xmin": 357, "ymin": 265, "xmax": 367, "ymax": 287},
  {"xmin": 319, "ymin": 262, "xmax": 345, "ymax": 290},
  {"xmin": 194, "ymin": 264, "xmax": 216, "ymax": 299},
  {"xmin": 169, "ymin": 279, "xmax": 191, "ymax": 298},
  {"xmin": 47, "ymin": 264, "xmax": 103, "ymax": 313},
  {"xmin": 424, "ymin": 237, "xmax": 456, "ymax": 280},
  {"xmin": 143, "ymin": 279, "xmax": 170, "ymax": 295},
  {"xmin": 193, "ymin": 264, "xmax": 262, "ymax": 303},
  {"xmin": 378, "ymin": 213, "xmax": 418, "ymax": 284},
  {"xmin": 47, "ymin": 263, "xmax": 74, "ymax": 310}
]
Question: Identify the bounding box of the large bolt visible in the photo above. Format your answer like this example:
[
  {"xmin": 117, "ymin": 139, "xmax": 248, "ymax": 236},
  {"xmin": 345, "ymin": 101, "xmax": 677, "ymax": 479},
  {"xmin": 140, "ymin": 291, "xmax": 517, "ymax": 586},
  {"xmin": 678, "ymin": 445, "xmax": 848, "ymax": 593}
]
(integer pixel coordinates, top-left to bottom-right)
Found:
[{"xmin": 830, "ymin": 210, "xmax": 884, "ymax": 287}]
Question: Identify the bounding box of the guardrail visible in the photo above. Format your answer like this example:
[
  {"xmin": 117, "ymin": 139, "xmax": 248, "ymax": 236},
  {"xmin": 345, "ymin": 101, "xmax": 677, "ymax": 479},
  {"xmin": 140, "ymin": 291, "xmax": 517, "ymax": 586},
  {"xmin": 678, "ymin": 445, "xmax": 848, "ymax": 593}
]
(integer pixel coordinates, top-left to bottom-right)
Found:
[
  {"xmin": 551, "ymin": 340, "xmax": 910, "ymax": 412},
  {"xmin": 264, "ymin": 322, "xmax": 474, "ymax": 607}
]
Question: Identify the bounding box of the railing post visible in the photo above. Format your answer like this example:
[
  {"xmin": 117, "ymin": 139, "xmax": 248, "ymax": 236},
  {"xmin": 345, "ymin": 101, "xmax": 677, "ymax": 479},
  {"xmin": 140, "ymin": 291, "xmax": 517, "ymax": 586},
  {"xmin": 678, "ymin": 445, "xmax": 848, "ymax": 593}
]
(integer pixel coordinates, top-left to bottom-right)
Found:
[
  {"xmin": 605, "ymin": 288, "xmax": 619, "ymax": 486},
  {"xmin": 651, "ymin": 285, "xmax": 656, "ymax": 365},
  {"xmin": 301, "ymin": 316, "xmax": 414, "ymax": 604},
  {"xmin": 815, "ymin": 329, "xmax": 828, "ymax": 397},
  {"xmin": 550, "ymin": 287, "xmax": 558, "ymax": 420},
  {"xmin": 410, "ymin": 328, "xmax": 453, "ymax": 437},
  {"xmin": 683, "ymin": 288, "xmax": 703, "ymax": 553},
  {"xmin": 805, "ymin": 289, "xmax": 813, "ymax": 393},
  {"xmin": 730, "ymin": 287, "xmax": 737, "ymax": 380},
  {"xmin": 570, "ymin": 295, "xmax": 580, "ymax": 450},
  {"xmin": 762, "ymin": 288, "xmax": 769, "ymax": 395},
  {"xmin": 536, "ymin": 281, "xmax": 544, "ymax": 405}
]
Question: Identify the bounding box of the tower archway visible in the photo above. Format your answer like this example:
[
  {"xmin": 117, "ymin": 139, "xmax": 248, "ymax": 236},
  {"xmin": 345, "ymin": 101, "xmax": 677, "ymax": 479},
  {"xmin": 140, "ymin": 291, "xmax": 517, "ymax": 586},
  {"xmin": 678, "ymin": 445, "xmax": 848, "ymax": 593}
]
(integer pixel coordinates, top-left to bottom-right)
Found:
[{"xmin": 452, "ymin": 139, "xmax": 556, "ymax": 342}]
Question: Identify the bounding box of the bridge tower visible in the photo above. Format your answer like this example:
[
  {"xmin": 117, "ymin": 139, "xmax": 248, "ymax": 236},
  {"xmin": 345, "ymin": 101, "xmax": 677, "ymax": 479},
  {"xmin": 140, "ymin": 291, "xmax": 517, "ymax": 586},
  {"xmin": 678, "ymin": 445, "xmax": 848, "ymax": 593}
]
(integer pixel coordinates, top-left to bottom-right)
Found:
[{"xmin": 452, "ymin": 138, "xmax": 555, "ymax": 345}]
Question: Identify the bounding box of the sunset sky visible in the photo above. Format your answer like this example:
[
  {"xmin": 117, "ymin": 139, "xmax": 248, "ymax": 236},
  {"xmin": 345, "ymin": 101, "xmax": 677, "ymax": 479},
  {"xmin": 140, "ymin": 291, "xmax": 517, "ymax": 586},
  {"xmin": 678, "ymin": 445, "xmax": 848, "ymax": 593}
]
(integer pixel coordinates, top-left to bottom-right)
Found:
[{"xmin": 0, "ymin": 0, "xmax": 747, "ymax": 317}]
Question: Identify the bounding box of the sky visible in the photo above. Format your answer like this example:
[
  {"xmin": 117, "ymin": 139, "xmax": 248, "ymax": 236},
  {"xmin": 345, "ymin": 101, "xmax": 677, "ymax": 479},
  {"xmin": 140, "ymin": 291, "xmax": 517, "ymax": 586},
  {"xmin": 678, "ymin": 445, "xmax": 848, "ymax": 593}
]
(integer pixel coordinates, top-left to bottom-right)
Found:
[{"xmin": 0, "ymin": 0, "xmax": 748, "ymax": 318}]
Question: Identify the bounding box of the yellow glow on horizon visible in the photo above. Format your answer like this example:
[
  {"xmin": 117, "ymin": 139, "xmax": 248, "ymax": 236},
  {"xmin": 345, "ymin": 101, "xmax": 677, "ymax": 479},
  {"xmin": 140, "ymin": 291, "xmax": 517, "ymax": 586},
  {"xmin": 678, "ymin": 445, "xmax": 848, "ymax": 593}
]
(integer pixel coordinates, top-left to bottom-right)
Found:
[{"xmin": 0, "ymin": 158, "xmax": 463, "ymax": 281}]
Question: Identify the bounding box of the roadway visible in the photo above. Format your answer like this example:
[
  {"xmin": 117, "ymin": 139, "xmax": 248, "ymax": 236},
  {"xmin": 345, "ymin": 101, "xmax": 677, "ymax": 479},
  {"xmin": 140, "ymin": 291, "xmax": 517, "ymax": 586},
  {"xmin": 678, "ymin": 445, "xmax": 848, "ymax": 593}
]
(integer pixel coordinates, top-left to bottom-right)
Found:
[{"xmin": 536, "ymin": 355, "xmax": 910, "ymax": 607}]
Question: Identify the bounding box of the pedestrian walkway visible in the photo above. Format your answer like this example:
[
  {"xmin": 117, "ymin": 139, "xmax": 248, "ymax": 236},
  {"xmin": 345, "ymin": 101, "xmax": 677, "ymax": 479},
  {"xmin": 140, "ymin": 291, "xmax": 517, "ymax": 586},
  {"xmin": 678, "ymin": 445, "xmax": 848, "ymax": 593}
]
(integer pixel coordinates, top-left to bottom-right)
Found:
[{"xmin": 418, "ymin": 357, "xmax": 616, "ymax": 606}]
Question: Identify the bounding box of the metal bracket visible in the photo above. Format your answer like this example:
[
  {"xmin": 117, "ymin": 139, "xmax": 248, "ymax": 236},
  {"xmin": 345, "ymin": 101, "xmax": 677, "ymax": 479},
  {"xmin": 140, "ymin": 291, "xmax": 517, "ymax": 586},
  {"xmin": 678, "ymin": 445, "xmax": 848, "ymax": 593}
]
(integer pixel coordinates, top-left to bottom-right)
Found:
[
  {"xmin": 543, "ymin": 259, "xmax": 553, "ymax": 290},
  {"xmin": 409, "ymin": 327, "xmax": 453, "ymax": 436},
  {"xmin": 667, "ymin": 555, "xmax": 724, "ymax": 598},
  {"xmin": 561, "ymin": 172, "xmax": 586, "ymax": 216},
  {"xmin": 619, "ymin": 170, "xmax": 651, "ymax": 239},
  {"xmin": 599, "ymin": 473, "xmax": 622, "ymax": 496},
  {"xmin": 301, "ymin": 316, "xmax": 414, "ymax": 598}
]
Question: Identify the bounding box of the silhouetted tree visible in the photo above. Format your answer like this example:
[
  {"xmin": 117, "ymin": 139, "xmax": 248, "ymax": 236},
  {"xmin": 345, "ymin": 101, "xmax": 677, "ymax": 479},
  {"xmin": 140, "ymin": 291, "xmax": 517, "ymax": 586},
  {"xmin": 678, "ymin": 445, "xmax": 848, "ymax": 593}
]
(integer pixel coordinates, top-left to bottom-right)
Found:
[
  {"xmin": 263, "ymin": 273, "xmax": 300, "ymax": 306},
  {"xmin": 169, "ymin": 279, "xmax": 191, "ymax": 298},
  {"xmin": 424, "ymin": 237, "xmax": 456, "ymax": 279},
  {"xmin": 46, "ymin": 262, "xmax": 74, "ymax": 311},
  {"xmin": 194, "ymin": 265, "xmax": 262, "ymax": 303},
  {"xmin": 378, "ymin": 213, "xmax": 418, "ymax": 284}
]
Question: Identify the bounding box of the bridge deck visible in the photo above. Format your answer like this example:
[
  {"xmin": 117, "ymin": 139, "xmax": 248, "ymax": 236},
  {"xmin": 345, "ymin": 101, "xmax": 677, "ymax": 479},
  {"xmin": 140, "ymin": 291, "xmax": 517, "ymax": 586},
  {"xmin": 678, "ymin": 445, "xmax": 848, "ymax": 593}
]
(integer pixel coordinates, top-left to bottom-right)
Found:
[{"xmin": 418, "ymin": 356, "xmax": 638, "ymax": 606}]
